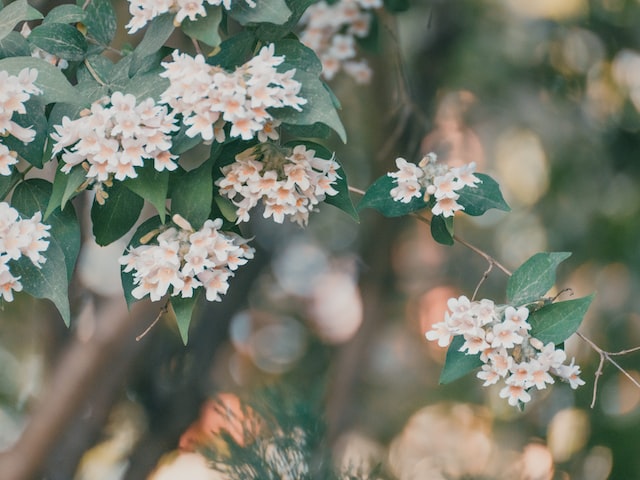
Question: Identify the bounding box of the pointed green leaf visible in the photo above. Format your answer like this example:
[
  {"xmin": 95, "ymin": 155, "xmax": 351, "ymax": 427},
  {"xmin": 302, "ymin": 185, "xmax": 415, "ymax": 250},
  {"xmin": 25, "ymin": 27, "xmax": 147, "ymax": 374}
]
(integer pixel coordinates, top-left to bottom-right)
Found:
[
  {"xmin": 171, "ymin": 292, "xmax": 201, "ymax": 345},
  {"xmin": 172, "ymin": 159, "xmax": 213, "ymax": 229},
  {"xmin": 0, "ymin": 0, "xmax": 43, "ymax": 42},
  {"xmin": 457, "ymin": 173, "xmax": 510, "ymax": 216},
  {"xmin": 128, "ymin": 13, "xmax": 174, "ymax": 76},
  {"xmin": 213, "ymin": 195, "xmax": 237, "ymax": 223},
  {"xmin": 3, "ymin": 97, "xmax": 47, "ymax": 168},
  {"xmin": 121, "ymin": 215, "xmax": 163, "ymax": 308},
  {"xmin": 45, "ymin": 163, "xmax": 87, "ymax": 218},
  {"xmin": 529, "ymin": 295, "xmax": 594, "ymax": 344},
  {"xmin": 42, "ymin": 4, "xmax": 86, "ymax": 25},
  {"xmin": 9, "ymin": 240, "xmax": 70, "ymax": 325},
  {"xmin": 0, "ymin": 56, "xmax": 86, "ymax": 105},
  {"xmin": 358, "ymin": 174, "xmax": 430, "ymax": 217},
  {"xmin": 91, "ymin": 182, "xmax": 144, "ymax": 246},
  {"xmin": 79, "ymin": 0, "xmax": 116, "ymax": 47},
  {"xmin": 228, "ymin": 0, "xmax": 291, "ymax": 26},
  {"xmin": 430, "ymin": 214, "xmax": 454, "ymax": 246},
  {"xmin": 28, "ymin": 23, "xmax": 88, "ymax": 61},
  {"xmin": 254, "ymin": 0, "xmax": 316, "ymax": 40},
  {"xmin": 507, "ymin": 252, "xmax": 572, "ymax": 307},
  {"xmin": 0, "ymin": 168, "xmax": 17, "ymax": 200},
  {"xmin": 11, "ymin": 178, "xmax": 81, "ymax": 285},
  {"xmin": 0, "ymin": 31, "xmax": 31, "ymax": 58},
  {"xmin": 182, "ymin": 5, "xmax": 222, "ymax": 47},
  {"xmin": 439, "ymin": 336, "xmax": 483, "ymax": 384},
  {"xmin": 124, "ymin": 164, "xmax": 169, "ymax": 221},
  {"xmin": 121, "ymin": 71, "xmax": 169, "ymax": 102}
]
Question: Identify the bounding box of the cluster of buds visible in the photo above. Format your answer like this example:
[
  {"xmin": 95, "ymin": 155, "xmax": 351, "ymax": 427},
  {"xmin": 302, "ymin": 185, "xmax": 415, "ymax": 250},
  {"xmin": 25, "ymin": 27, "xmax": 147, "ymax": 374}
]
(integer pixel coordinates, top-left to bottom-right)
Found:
[
  {"xmin": 51, "ymin": 92, "xmax": 179, "ymax": 202},
  {"xmin": 0, "ymin": 68, "xmax": 42, "ymax": 176},
  {"xmin": 126, "ymin": 0, "xmax": 256, "ymax": 34},
  {"xmin": 426, "ymin": 295, "xmax": 585, "ymax": 407},
  {"xmin": 119, "ymin": 215, "xmax": 254, "ymax": 302},
  {"xmin": 388, "ymin": 153, "xmax": 480, "ymax": 218},
  {"xmin": 215, "ymin": 144, "xmax": 340, "ymax": 226},
  {"xmin": 0, "ymin": 202, "xmax": 50, "ymax": 302},
  {"xmin": 160, "ymin": 44, "xmax": 306, "ymax": 144},
  {"xmin": 299, "ymin": 0, "xmax": 379, "ymax": 83}
]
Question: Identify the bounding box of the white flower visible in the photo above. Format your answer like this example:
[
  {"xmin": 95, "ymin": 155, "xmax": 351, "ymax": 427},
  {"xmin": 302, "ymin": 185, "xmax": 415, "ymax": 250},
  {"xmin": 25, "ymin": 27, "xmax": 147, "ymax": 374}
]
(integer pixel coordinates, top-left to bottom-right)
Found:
[
  {"xmin": 425, "ymin": 321, "xmax": 453, "ymax": 347},
  {"xmin": 555, "ymin": 358, "xmax": 585, "ymax": 389},
  {"xmin": 51, "ymin": 93, "xmax": 178, "ymax": 187},
  {"xmin": 119, "ymin": 218, "xmax": 254, "ymax": 302},
  {"xmin": 503, "ymin": 305, "xmax": 531, "ymax": 331},
  {"xmin": 160, "ymin": 45, "xmax": 306, "ymax": 144},
  {"xmin": 499, "ymin": 382, "xmax": 532, "ymax": 406}
]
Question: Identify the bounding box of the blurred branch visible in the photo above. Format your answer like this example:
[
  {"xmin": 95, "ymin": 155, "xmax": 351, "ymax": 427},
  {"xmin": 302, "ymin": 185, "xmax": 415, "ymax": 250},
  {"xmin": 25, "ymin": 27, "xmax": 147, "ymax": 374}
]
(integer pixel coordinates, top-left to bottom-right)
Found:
[{"xmin": 0, "ymin": 297, "xmax": 156, "ymax": 480}]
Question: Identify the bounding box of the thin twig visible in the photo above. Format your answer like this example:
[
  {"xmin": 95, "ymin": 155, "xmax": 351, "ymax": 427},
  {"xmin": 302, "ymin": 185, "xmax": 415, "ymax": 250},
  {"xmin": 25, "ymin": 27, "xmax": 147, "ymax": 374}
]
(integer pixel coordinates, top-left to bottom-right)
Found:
[
  {"xmin": 472, "ymin": 263, "xmax": 493, "ymax": 301},
  {"xmin": 348, "ymin": 185, "xmax": 366, "ymax": 196},
  {"xmin": 576, "ymin": 332, "xmax": 640, "ymax": 408},
  {"xmin": 136, "ymin": 301, "xmax": 170, "ymax": 341}
]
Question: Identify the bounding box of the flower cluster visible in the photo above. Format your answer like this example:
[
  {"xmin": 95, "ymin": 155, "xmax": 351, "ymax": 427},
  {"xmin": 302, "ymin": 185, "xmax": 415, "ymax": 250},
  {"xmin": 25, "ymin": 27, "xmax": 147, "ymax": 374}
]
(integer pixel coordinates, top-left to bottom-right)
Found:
[
  {"xmin": 119, "ymin": 215, "xmax": 254, "ymax": 302},
  {"xmin": 51, "ymin": 92, "xmax": 179, "ymax": 198},
  {"xmin": 216, "ymin": 144, "xmax": 340, "ymax": 226},
  {"xmin": 159, "ymin": 44, "xmax": 306, "ymax": 144},
  {"xmin": 0, "ymin": 202, "xmax": 50, "ymax": 302},
  {"xmin": 298, "ymin": 0, "xmax": 378, "ymax": 83},
  {"xmin": 0, "ymin": 68, "xmax": 42, "ymax": 176},
  {"xmin": 388, "ymin": 153, "xmax": 480, "ymax": 218},
  {"xmin": 426, "ymin": 296, "xmax": 585, "ymax": 407},
  {"xmin": 126, "ymin": 0, "xmax": 256, "ymax": 34}
]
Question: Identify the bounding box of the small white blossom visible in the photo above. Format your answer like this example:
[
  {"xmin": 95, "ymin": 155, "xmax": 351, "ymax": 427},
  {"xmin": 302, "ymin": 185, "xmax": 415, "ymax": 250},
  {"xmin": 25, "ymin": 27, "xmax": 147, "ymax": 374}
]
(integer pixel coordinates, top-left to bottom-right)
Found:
[
  {"xmin": 51, "ymin": 93, "xmax": 179, "ymax": 191},
  {"xmin": 160, "ymin": 45, "xmax": 306, "ymax": 144},
  {"xmin": 0, "ymin": 202, "xmax": 50, "ymax": 302},
  {"xmin": 388, "ymin": 153, "xmax": 479, "ymax": 218},
  {"xmin": 426, "ymin": 295, "xmax": 586, "ymax": 408},
  {"xmin": 119, "ymin": 215, "xmax": 254, "ymax": 302},
  {"xmin": 216, "ymin": 144, "xmax": 340, "ymax": 227}
]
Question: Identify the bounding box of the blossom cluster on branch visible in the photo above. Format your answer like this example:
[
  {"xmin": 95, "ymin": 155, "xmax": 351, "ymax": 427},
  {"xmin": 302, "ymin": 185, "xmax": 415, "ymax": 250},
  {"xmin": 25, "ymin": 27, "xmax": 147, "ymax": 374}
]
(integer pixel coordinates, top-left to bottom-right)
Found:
[
  {"xmin": 0, "ymin": 68, "xmax": 42, "ymax": 176},
  {"xmin": 0, "ymin": 202, "xmax": 50, "ymax": 302},
  {"xmin": 216, "ymin": 144, "xmax": 340, "ymax": 226},
  {"xmin": 299, "ymin": 0, "xmax": 377, "ymax": 83},
  {"xmin": 426, "ymin": 295, "xmax": 585, "ymax": 407},
  {"xmin": 126, "ymin": 0, "xmax": 256, "ymax": 33},
  {"xmin": 388, "ymin": 153, "xmax": 481, "ymax": 217},
  {"xmin": 51, "ymin": 92, "xmax": 179, "ymax": 198},
  {"xmin": 160, "ymin": 44, "xmax": 306, "ymax": 143},
  {"xmin": 119, "ymin": 215, "xmax": 254, "ymax": 302}
]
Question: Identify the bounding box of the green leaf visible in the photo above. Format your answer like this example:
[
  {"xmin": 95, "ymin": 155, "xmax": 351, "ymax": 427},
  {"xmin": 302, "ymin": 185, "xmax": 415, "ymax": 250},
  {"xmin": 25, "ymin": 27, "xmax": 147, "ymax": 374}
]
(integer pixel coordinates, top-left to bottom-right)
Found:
[
  {"xmin": 383, "ymin": 0, "xmax": 410, "ymax": 13},
  {"xmin": 0, "ymin": 168, "xmax": 17, "ymax": 199},
  {"xmin": 274, "ymin": 38, "xmax": 322, "ymax": 75},
  {"xmin": 529, "ymin": 295, "xmax": 594, "ymax": 345},
  {"xmin": 171, "ymin": 293, "xmax": 201, "ymax": 345},
  {"xmin": 0, "ymin": 0, "xmax": 42, "ymax": 42},
  {"xmin": 2, "ymin": 96, "xmax": 47, "ymax": 168},
  {"xmin": 78, "ymin": 54, "xmax": 114, "ymax": 85},
  {"xmin": 79, "ymin": 0, "xmax": 117, "ymax": 47},
  {"xmin": 228, "ymin": 0, "xmax": 291, "ymax": 26},
  {"xmin": 182, "ymin": 5, "xmax": 222, "ymax": 47},
  {"xmin": 91, "ymin": 182, "xmax": 144, "ymax": 246},
  {"xmin": 430, "ymin": 215, "xmax": 454, "ymax": 246},
  {"xmin": 121, "ymin": 71, "xmax": 169, "ymax": 102},
  {"xmin": 439, "ymin": 336, "xmax": 483, "ymax": 384},
  {"xmin": 128, "ymin": 13, "xmax": 174, "ymax": 76},
  {"xmin": 28, "ymin": 22, "xmax": 87, "ymax": 61},
  {"xmin": 121, "ymin": 215, "xmax": 163, "ymax": 308},
  {"xmin": 0, "ymin": 31, "xmax": 31, "ymax": 58},
  {"xmin": 171, "ymin": 159, "xmax": 213, "ymax": 229},
  {"xmin": 457, "ymin": 173, "xmax": 510, "ymax": 216},
  {"xmin": 207, "ymin": 29, "xmax": 256, "ymax": 70},
  {"xmin": 11, "ymin": 179, "xmax": 81, "ymax": 285},
  {"xmin": 45, "ymin": 163, "xmax": 87, "ymax": 218},
  {"xmin": 124, "ymin": 164, "xmax": 169, "ymax": 221},
  {"xmin": 507, "ymin": 252, "xmax": 572, "ymax": 307},
  {"xmin": 9, "ymin": 240, "xmax": 70, "ymax": 325},
  {"xmin": 0, "ymin": 56, "xmax": 86, "ymax": 105},
  {"xmin": 171, "ymin": 122, "xmax": 204, "ymax": 155},
  {"xmin": 42, "ymin": 4, "xmax": 86, "ymax": 25},
  {"xmin": 213, "ymin": 195, "xmax": 237, "ymax": 223},
  {"xmin": 254, "ymin": 0, "xmax": 316, "ymax": 40},
  {"xmin": 358, "ymin": 174, "xmax": 430, "ymax": 217}
]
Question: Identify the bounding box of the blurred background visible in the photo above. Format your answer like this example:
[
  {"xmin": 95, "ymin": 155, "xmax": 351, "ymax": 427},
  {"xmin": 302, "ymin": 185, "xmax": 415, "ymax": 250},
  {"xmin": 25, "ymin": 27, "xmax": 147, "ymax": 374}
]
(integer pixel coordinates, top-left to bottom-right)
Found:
[{"xmin": 2, "ymin": 0, "xmax": 640, "ymax": 478}]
